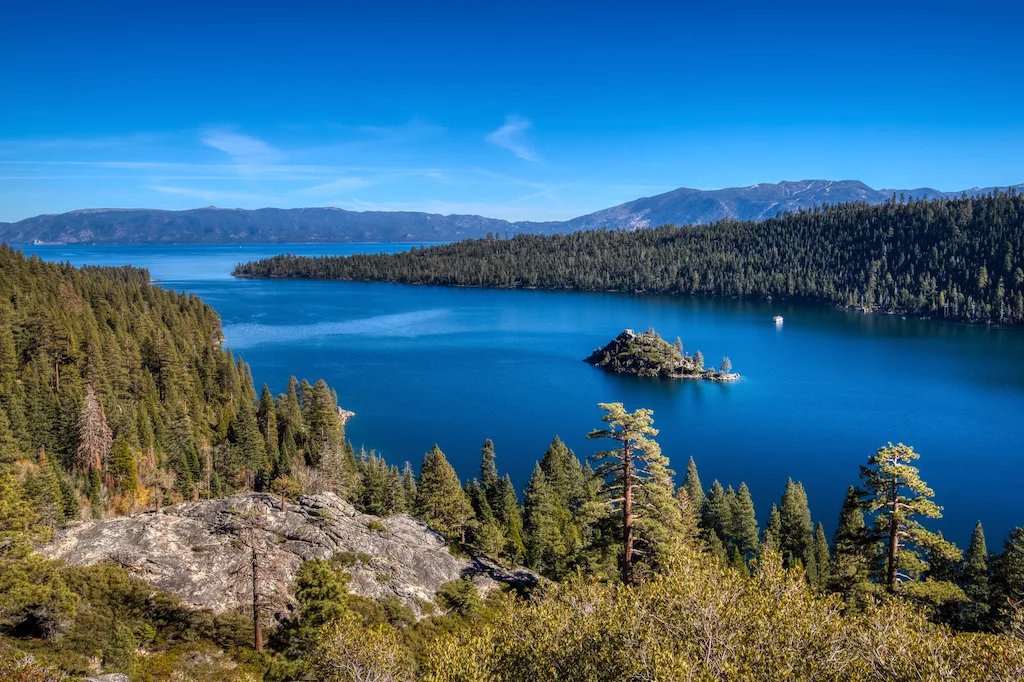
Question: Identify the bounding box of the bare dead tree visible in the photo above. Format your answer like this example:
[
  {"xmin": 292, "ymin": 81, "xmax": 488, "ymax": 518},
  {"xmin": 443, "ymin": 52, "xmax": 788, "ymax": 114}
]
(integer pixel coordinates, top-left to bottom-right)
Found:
[{"xmin": 76, "ymin": 385, "xmax": 112, "ymax": 474}]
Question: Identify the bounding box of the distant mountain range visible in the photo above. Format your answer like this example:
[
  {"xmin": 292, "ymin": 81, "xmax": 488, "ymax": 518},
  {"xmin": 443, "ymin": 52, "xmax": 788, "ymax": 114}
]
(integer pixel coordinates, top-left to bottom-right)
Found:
[{"xmin": 3, "ymin": 180, "xmax": 1021, "ymax": 244}]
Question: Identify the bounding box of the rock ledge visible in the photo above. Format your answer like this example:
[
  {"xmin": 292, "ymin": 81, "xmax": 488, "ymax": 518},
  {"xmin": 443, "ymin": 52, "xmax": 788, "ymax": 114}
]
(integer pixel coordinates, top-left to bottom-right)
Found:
[{"xmin": 41, "ymin": 492, "xmax": 536, "ymax": 617}]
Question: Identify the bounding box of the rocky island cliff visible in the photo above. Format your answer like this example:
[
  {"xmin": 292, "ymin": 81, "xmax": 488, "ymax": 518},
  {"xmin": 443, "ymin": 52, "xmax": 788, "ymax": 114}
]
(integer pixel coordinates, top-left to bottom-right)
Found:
[
  {"xmin": 585, "ymin": 329, "xmax": 738, "ymax": 381},
  {"xmin": 40, "ymin": 492, "xmax": 537, "ymax": 619}
]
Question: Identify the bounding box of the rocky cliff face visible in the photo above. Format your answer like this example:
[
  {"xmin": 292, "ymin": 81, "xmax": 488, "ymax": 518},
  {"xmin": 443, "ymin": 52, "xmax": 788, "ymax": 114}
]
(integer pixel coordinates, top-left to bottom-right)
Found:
[{"xmin": 40, "ymin": 492, "xmax": 535, "ymax": 618}]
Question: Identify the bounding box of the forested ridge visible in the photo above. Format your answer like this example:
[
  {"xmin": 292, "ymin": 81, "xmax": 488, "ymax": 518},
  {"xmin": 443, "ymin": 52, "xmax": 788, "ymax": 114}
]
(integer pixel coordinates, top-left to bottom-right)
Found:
[
  {"xmin": 235, "ymin": 192, "xmax": 1024, "ymax": 325},
  {"xmin": 3, "ymin": 246, "xmax": 1024, "ymax": 680}
]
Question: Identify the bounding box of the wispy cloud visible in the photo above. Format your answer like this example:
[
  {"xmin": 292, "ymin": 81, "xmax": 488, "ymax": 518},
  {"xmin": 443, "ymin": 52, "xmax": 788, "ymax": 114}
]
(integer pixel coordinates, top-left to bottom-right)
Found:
[
  {"xmin": 296, "ymin": 177, "xmax": 372, "ymax": 195},
  {"xmin": 201, "ymin": 129, "xmax": 283, "ymax": 166},
  {"xmin": 0, "ymin": 132, "xmax": 166, "ymax": 152},
  {"xmin": 146, "ymin": 184, "xmax": 275, "ymax": 204},
  {"xmin": 486, "ymin": 115, "xmax": 542, "ymax": 162},
  {"xmin": 357, "ymin": 117, "xmax": 446, "ymax": 142}
]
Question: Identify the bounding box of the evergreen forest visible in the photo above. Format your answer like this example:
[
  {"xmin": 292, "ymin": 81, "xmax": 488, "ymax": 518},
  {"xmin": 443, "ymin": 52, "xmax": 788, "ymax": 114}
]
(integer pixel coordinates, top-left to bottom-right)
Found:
[{"xmin": 235, "ymin": 192, "xmax": 1024, "ymax": 325}]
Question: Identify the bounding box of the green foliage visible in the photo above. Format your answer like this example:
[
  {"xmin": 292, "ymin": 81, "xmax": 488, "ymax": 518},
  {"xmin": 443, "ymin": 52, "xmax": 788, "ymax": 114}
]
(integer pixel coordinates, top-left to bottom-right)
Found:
[
  {"xmin": 830, "ymin": 485, "xmax": 875, "ymax": 607},
  {"xmin": 683, "ymin": 456, "xmax": 705, "ymax": 519},
  {"xmin": 584, "ymin": 329, "xmax": 718, "ymax": 379},
  {"xmin": 311, "ymin": 613, "xmax": 414, "ymax": 682},
  {"xmin": 436, "ymin": 578, "xmax": 480, "ymax": 616},
  {"xmin": 0, "ymin": 245, "xmax": 352, "ymax": 513},
  {"xmin": 992, "ymin": 526, "xmax": 1024, "ymax": 627},
  {"xmin": 415, "ymin": 445, "xmax": 473, "ymax": 542},
  {"xmin": 587, "ymin": 402, "xmax": 683, "ymax": 583},
  {"xmin": 860, "ymin": 443, "xmax": 962, "ymax": 601},
  {"xmin": 420, "ymin": 547, "xmax": 1024, "ymax": 681},
  {"xmin": 522, "ymin": 464, "xmax": 567, "ymax": 576},
  {"xmin": 107, "ymin": 436, "xmax": 138, "ymax": 495},
  {"xmin": 728, "ymin": 482, "xmax": 759, "ymax": 556},
  {"xmin": 810, "ymin": 522, "xmax": 831, "ymax": 589},
  {"xmin": 779, "ymin": 478, "xmax": 814, "ymax": 570},
  {"xmin": 238, "ymin": 192, "xmax": 1024, "ymax": 325}
]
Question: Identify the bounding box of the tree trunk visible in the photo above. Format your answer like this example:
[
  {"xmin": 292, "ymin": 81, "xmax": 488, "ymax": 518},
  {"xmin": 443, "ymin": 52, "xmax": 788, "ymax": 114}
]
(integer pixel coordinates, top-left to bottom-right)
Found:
[
  {"xmin": 252, "ymin": 546, "xmax": 263, "ymax": 653},
  {"xmin": 886, "ymin": 477, "xmax": 899, "ymax": 591},
  {"xmin": 622, "ymin": 441, "xmax": 634, "ymax": 586}
]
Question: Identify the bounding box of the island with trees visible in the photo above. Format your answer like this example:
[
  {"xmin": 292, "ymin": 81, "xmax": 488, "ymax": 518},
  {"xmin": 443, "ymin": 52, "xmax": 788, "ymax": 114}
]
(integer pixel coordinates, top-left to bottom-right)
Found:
[
  {"xmin": 233, "ymin": 191, "xmax": 1024, "ymax": 326},
  {"xmin": 585, "ymin": 328, "xmax": 737, "ymax": 381}
]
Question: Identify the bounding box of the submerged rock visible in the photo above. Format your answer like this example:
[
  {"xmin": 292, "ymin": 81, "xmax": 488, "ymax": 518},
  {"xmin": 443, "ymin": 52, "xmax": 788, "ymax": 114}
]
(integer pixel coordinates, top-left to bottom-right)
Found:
[{"xmin": 40, "ymin": 492, "xmax": 536, "ymax": 618}]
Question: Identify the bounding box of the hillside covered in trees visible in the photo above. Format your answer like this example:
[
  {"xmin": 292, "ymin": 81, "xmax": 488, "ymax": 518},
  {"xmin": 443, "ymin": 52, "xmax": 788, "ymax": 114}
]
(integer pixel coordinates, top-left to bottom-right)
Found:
[
  {"xmin": 3, "ymin": 246, "xmax": 1024, "ymax": 680},
  {"xmin": 0, "ymin": 244, "xmax": 353, "ymax": 519},
  {"xmin": 235, "ymin": 192, "xmax": 1024, "ymax": 325}
]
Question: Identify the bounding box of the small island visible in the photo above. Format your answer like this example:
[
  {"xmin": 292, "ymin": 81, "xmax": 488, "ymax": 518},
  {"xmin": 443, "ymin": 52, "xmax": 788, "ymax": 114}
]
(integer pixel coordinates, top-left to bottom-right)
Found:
[{"xmin": 585, "ymin": 328, "xmax": 739, "ymax": 381}]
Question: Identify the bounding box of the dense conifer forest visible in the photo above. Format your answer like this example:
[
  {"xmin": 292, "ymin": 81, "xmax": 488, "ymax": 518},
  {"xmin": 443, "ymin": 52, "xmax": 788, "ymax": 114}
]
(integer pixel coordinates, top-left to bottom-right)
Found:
[
  {"xmin": 235, "ymin": 192, "xmax": 1024, "ymax": 325},
  {"xmin": 3, "ymin": 245, "xmax": 1024, "ymax": 680}
]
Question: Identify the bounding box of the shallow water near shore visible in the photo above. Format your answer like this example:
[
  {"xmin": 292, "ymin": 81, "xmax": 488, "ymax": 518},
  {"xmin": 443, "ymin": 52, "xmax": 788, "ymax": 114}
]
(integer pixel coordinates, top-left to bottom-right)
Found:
[{"xmin": 21, "ymin": 243, "xmax": 1024, "ymax": 546}]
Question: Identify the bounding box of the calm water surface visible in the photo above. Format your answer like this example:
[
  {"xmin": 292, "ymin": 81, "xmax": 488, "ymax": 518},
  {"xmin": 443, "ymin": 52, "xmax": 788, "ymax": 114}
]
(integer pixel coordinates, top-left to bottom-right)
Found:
[{"xmin": 22, "ymin": 244, "xmax": 1024, "ymax": 545}]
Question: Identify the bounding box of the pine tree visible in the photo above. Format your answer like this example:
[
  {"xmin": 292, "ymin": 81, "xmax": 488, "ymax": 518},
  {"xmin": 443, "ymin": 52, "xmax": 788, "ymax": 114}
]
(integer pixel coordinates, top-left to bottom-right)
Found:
[
  {"xmin": 0, "ymin": 305, "xmax": 17, "ymax": 400},
  {"xmin": 779, "ymin": 479, "xmax": 813, "ymax": 569},
  {"xmin": 992, "ymin": 527, "xmax": 1024, "ymax": 626},
  {"xmin": 539, "ymin": 435, "xmax": 587, "ymax": 511},
  {"xmin": 493, "ymin": 474, "xmax": 525, "ymax": 566},
  {"xmin": 479, "ymin": 439, "xmax": 499, "ymax": 502},
  {"xmin": 684, "ymin": 456, "xmax": 705, "ymax": 520},
  {"xmin": 401, "ymin": 461, "xmax": 417, "ymax": 502},
  {"xmin": 958, "ymin": 521, "xmax": 990, "ymax": 629},
  {"xmin": 231, "ymin": 400, "xmax": 268, "ymax": 490},
  {"xmin": 705, "ymin": 529, "xmax": 728, "ymax": 566},
  {"xmin": 522, "ymin": 464, "xmax": 565, "ymax": 575},
  {"xmin": 304, "ymin": 379, "xmax": 342, "ymax": 464},
  {"xmin": 467, "ymin": 481, "xmax": 504, "ymax": 557},
  {"xmin": 107, "ymin": 436, "xmax": 138, "ymax": 496},
  {"xmin": 415, "ymin": 445, "xmax": 473, "ymax": 542},
  {"xmin": 729, "ymin": 546, "xmax": 749, "ymax": 576},
  {"xmin": 23, "ymin": 448, "xmax": 65, "ymax": 529},
  {"xmin": 704, "ymin": 480, "xmax": 732, "ymax": 544},
  {"xmin": 0, "ymin": 408, "xmax": 17, "ymax": 465},
  {"xmin": 860, "ymin": 443, "xmax": 961, "ymax": 596},
  {"xmin": 293, "ymin": 559, "xmax": 351, "ymax": 632},
  {"xmin": 258, "ymin": 384, "xmax": 280, "ymax": 470},
  {"xmin": 729, "ymin": 482, "xmax": 759, "ymax": 556},
  {"xmin": 632, "ymin": 436, "xmax": 685, "ymax": 569},
  {"xmin": 830, "ymin": 486, "xmax": 873, "ymax": 605},
  {"xmin": 587, "ymin": 402, "xmax": 673, "ymax": 585},
  {"xmin": 811, "ymin": 523, "xmax": 830, "ymax": 589},
  {"xmin": 762, "ymin": 503, "xmax": 782, "ymax": 552}
]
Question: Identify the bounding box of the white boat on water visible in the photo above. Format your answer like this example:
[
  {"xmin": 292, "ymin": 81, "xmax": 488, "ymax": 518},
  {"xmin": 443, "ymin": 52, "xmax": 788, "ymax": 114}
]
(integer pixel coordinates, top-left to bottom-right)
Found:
[{"xmin": 773, "ymin": 315, "xmax": 784, "ymax": 324}]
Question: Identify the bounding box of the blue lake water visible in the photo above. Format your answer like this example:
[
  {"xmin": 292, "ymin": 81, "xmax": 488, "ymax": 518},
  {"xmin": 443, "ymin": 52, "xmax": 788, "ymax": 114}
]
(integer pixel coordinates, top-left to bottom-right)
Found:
[{"xmin": 19, "ymin": 243, "xmax": 1024, "ymax": 547}]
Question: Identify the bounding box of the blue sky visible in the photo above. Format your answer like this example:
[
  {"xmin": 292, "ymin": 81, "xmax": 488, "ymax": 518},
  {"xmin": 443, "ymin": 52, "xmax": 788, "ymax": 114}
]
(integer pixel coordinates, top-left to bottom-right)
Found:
[{"xmin": 1, "ymin": 1, "xmax": 1022, "ymax": 222}]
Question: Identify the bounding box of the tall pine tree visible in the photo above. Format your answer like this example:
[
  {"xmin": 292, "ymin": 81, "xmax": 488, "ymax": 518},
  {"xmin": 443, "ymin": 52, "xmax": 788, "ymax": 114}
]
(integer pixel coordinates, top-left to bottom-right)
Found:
[
  {"xmin": 415, "ymin": 445, "xmax": 473, "ymax": 543},
  {"xmin": 859, "ymin": 443, "xmax": 961, "ymax": 598}
]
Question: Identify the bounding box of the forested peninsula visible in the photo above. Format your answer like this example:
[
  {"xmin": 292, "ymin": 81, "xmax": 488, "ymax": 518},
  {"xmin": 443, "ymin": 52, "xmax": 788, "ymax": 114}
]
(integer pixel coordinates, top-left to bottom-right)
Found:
[
  {"xmin": 3, "ymin": 244, "xmax": 1024, "ymax": 680},
  {"xmin": 234, "ymin": 192, "xmax": 1024, "ymax": 325}
]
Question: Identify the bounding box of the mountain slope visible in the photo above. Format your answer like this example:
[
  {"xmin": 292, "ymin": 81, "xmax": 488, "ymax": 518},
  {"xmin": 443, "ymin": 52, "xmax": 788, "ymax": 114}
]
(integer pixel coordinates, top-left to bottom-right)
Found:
[
  {"xmin": 0, "ymin": 206, "xmax": 521, "ymax": 244},
  {"xmin": 3, "ymin": 180, "xmax": 1021, "ymax": 244},
  {"xmin": 556, "ymin": 180, "xmax": 1022, "ymax": 231}
]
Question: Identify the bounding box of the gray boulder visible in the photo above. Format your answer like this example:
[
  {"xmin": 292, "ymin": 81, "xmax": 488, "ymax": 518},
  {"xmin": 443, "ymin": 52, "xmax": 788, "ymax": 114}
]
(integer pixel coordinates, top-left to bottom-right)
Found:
[{"xmin": 41, "ymin": 492, "xmax": 536, "ymax": 618}]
